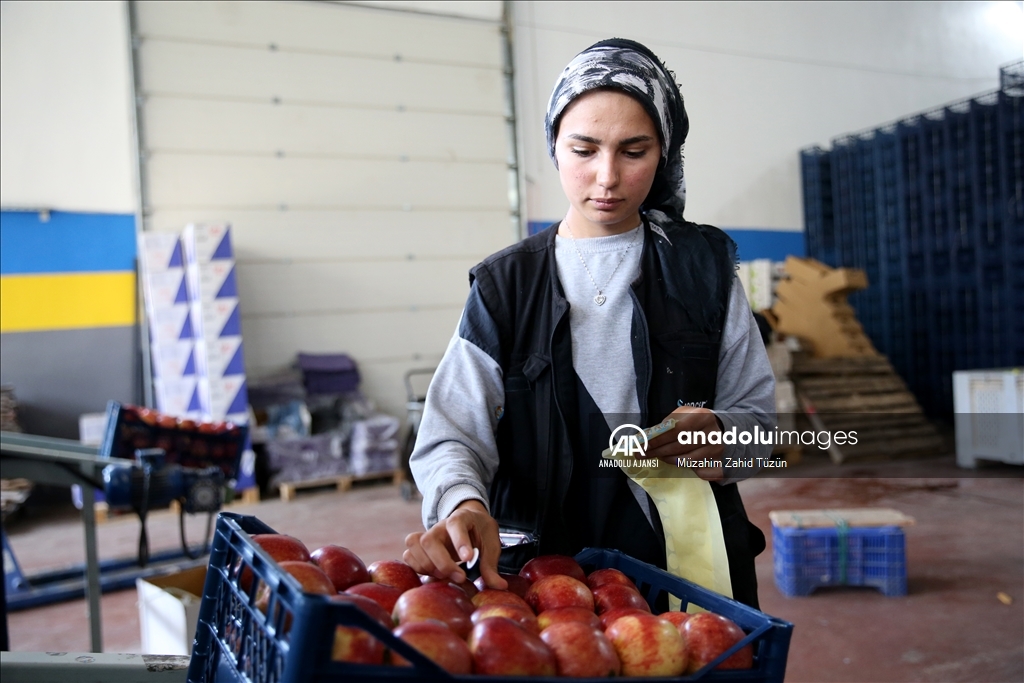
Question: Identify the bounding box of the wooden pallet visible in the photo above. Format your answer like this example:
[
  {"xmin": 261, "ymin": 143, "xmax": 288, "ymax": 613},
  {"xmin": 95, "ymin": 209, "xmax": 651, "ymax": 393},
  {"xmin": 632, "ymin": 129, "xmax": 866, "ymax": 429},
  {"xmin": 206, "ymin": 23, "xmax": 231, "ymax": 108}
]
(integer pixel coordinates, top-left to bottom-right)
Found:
[
  {"xmin": 789, "ymin": 352, "xmax": 945, "ymax": 463},
  {"xmin": 278, "ymin": 470, "xmax": 400, "ymax": 502}
]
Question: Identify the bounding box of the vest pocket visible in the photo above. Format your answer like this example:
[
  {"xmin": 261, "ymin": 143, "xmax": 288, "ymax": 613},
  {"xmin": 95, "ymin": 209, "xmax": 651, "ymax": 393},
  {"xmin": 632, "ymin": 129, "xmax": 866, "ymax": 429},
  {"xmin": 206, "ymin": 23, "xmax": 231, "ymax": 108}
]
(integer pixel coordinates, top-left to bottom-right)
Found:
[{"xmin": 654, "ymin": 331, "xmax": 717, "ymax": 360}]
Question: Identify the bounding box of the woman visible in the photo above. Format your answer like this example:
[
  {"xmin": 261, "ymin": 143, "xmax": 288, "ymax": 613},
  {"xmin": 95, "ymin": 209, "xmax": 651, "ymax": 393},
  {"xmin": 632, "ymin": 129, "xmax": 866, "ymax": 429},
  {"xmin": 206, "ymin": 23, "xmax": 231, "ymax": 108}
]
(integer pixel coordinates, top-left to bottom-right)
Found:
[{"xmin": 404, "ymin": 38, "xmax": 774, "ymax": 608}]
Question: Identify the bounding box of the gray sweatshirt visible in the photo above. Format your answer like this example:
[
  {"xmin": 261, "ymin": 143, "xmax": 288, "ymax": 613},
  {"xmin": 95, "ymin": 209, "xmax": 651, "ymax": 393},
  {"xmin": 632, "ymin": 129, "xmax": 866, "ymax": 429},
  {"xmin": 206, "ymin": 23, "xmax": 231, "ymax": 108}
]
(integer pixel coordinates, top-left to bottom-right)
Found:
[{"xmin": 410, "ymin": 225, "xmax": 776, "ymax": 530}]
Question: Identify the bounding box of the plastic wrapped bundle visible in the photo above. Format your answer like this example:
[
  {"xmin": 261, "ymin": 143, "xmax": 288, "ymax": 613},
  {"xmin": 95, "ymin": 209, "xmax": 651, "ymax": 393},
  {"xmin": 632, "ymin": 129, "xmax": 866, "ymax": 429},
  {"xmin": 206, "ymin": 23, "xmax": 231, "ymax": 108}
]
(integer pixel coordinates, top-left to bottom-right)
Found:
[
  {"xmin": 267, "ymin": 434, "xmax": 347, "ymax": 486},
  {"xmin": 349, "ymin": 414, "xmax": 399, "ymax": 476}
]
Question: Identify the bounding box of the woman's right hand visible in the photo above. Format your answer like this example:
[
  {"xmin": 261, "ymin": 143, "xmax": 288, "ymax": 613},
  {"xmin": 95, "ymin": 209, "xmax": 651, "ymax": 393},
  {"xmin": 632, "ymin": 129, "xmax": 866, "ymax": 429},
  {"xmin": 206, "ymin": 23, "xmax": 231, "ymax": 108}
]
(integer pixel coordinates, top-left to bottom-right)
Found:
[{"xmin": 403, "ymin": 499, "xmax": 508, "ymax": 590}]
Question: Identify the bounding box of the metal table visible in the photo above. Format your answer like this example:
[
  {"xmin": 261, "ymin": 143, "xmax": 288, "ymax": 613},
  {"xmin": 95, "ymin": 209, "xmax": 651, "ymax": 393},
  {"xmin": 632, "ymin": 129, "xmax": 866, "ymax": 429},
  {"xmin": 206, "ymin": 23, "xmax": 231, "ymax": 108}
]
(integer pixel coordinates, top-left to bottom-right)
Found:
[{"xmin": 1, "ymin": 431, "xmax": 111, "ymax": 652}]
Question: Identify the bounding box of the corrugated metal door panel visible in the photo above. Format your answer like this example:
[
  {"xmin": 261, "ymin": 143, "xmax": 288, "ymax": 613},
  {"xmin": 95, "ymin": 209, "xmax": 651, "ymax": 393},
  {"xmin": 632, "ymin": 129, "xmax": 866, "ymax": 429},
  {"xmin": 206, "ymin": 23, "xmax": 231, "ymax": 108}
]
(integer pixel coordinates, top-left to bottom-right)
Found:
[
  {"xmin": 146, "ymin": 210, "xmax": 513, "ymax": 260},
  {"xmin": 136, "ymin": 0, "xmax": 502, "ymax": 67},
  {"xmin": 138, "ymin": 40, "xmax": 503, "ymax": 114},
  {"xmin": 242, "ymin": 308, "xmax": 458, "ymax": 369},
  {"xmin": 144, "ymin": 97, "xmax": 505, "ymax": 161},
  {"xmin": 145, "ymin": 155, "xmax": 507, "ymax": 209},
  {"xmin": 237, "ymin": 259, "xmax": 477, "ymax": 316},
  {"xmin": 136, "ymin": 1, "xmax": 510, "ymax": 417}
]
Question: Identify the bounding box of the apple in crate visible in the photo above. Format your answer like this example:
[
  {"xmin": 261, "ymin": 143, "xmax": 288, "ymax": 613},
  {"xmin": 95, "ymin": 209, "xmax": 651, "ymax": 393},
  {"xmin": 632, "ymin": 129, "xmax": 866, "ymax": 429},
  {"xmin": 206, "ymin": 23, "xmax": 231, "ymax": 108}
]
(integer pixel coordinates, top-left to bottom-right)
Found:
[
  {"xmin": 592, "ymin": 583, "xmax": 651, "ymax": 614},
  {"xmin": 345, "ymin": 582, "xmax": 402, "ymax": 615},
  {"xmin": 418, "ymin": 581, "xmax": 474, "ymax": 614},
  {"xmin": 525, "ymin": 574, "xmax": 594, "ymax": 613},
  {"xmin": 471, "ymin": 604, "xmax": 540, "ymax": 635},
  {"xmin": 605, "ymin": 612, "xmax": 687, "ymax": 677},
  {"xmin": 393, "ymin": 585, "xmax": 473, "ymax": 638},
  {"xmin": 683, "ymin": 612, "xmax": 754, "ymax": 672},
  {"xmin": 255, "ymin": 561, "xmax": 335, "ymax": 616},
  {"xmin": 537, "ymin": 606, "xmax": 602, "ymax": 631},
  {"xmin": 368, "ymin": 560, "xmax": 422, "ymax": 594},
  {"xmin": 476, "ymin": 573, "xmax": 531, "ymax": 598},
  {"xmin": 468, "ymin": 617, "xmax": 557, "ymax": 676},
  {"xmin": 540, "ymin": 621, "xmax": 622, "ymax": 677},
  {"xmin": 586, "ymin": 567, "xmax": 636, "ymax": 591},
  {"xmin": 659, "ymin": 611, "xmax": 692, "ymax": 630},
  {"xmin": 238, "ymin": 534, "xmax": 312, "ymax": 592},
  {"xmin": 598, "ymin": 607, "xmax": 650, "ymax": 630},
  {"xmin": 311, "ymin": 545, "xmax": 370, "ymax": 591},
  {"xmin": 520, "ymin": 555, "xmax": 586, "ymax": 583},
  {"xmin": 391, "ymin": 620, "xmax": 473, "ymax": 674},
  {"xmin": 472, "ymin": 588, "xmax": 531, "ymax": 612},
  {"xmin": 329, "ymin": 593, "xmax": 391, "ymax": 664}
]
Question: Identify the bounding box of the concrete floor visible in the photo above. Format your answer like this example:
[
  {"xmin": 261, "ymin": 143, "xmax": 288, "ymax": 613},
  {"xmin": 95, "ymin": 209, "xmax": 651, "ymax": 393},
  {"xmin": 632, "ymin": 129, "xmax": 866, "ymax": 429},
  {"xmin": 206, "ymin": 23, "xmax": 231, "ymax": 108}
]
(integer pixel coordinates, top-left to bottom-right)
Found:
[{"xmin": 4, "ymin": 458, "xmax": 1022, "ymax": 682}]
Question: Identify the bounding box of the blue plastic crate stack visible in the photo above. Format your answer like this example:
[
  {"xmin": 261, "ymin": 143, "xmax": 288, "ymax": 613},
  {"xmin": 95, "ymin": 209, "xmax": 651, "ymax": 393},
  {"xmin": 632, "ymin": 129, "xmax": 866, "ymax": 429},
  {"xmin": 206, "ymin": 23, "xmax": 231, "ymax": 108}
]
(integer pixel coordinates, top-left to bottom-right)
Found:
[{"xmin": 800, "ymin": 60, "xmax": 1024, "ymax": 417}]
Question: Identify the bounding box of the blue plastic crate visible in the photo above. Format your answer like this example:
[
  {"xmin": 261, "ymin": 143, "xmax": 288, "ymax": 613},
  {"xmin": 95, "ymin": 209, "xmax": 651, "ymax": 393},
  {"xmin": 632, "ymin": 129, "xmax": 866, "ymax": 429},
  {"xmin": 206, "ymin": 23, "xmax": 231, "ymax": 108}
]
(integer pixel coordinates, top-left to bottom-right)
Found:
[
  {"xmin": 772, "ymin": 523, "xmax": 907, "ymax": 597},
  {"xmin": 188, "ymin": 513, "xmax": 793, "ymax": 683}
]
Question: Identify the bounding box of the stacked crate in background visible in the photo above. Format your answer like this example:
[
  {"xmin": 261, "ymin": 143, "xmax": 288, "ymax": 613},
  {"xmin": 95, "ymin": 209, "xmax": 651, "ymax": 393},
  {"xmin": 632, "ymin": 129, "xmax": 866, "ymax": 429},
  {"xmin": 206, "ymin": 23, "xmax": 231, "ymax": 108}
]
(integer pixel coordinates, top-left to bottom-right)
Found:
[
  {"xmin": 181, "ymin": 224, "xmax": 249, "ymax": 426},
  {"xmin": 138, "ymin": 233, "xmax": 202, "ymax": 418},
  {"xmin": 800, "ymin": 60, "xmax": 1024, "ymax": 416}
]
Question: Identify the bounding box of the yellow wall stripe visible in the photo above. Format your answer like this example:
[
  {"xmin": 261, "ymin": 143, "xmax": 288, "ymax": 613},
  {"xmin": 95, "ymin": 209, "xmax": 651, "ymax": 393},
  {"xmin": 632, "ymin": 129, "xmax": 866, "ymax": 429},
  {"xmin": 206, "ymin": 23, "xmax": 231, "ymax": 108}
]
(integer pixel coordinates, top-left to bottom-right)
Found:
[{"xmin": 0, "ymin": 272, "xmax": 136, "ymax": 333}]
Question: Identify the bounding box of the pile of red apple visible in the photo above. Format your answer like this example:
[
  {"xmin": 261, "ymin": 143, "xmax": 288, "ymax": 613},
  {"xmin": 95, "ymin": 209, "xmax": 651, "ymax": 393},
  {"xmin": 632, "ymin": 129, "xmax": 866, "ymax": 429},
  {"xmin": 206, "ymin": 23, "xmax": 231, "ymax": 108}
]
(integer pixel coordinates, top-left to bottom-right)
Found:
[{"xmin": 242, "ymin": 534, "xmax": 755, "ymax": 678}]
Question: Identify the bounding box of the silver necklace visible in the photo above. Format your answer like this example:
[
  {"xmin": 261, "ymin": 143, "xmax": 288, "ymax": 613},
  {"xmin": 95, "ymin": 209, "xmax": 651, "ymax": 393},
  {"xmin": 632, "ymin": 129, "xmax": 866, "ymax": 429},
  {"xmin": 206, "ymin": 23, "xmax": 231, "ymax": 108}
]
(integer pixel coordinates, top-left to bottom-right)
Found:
[{"xmin": 563, "ymin": 220, "xmax": 641, "ymax": 306}]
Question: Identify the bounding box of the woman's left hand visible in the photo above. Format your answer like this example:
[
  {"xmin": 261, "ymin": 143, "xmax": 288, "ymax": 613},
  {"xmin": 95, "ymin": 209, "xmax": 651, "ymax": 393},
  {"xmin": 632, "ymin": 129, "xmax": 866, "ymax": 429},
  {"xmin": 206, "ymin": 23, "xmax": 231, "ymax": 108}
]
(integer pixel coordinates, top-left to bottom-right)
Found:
[{"xmin": 645, "ymin": 406, "xmax": 725, "ymax": 481}]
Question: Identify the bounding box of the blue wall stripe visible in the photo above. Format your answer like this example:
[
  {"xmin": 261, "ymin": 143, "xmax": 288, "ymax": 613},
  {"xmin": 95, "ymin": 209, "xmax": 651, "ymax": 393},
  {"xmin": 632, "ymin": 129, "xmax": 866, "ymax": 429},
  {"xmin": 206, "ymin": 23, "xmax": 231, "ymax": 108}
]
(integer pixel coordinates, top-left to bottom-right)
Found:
[
  {"xmin": 526, "ymin": 220, "xmax": 805, "ymax": 262},
  {"xmin": 724, "ymin": 229, "xmax": 806, "ymax": 262},
  {"xmin": 0, "ymin": 210, "xmax": 136, "ymax": 275}
]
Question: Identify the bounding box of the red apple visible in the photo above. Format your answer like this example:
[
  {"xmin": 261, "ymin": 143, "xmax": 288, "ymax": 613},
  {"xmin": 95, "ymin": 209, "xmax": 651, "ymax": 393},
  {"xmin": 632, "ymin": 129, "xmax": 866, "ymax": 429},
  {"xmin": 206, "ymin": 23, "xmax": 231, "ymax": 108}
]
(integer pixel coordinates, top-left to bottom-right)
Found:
[
  {"xmin": 540, "ymin": 621, "xmax": 622, "ymax": 677},
  {"xmin": 329, "ymin": 593, "xmax": 390, "ymax": 664},
  {"xmin": 476, "ymin": 573, "xmax": 532, "ymax": 598},
  {"xmin": 520, "ymin": 555, "xmax": 586, "ymax": 583},
  {"xmin": 345, "ymin": 582, "xmax": 402, "ymax": 614},
  {"xmin": 592, "ymin": 583, "xmax": 651, "ymax": 615},
  {"xmin": 683, "ymin": 612, "xmax": 753, "ymax": 672},
  {"xmin": 537, "ymin": 606, "xmax": 602, "ymax": 631},
  {"xmin": 238, "ymin": 534, "xmax": 312, "ymax": 592},
  {"xmin": 368, "ymin": 560, "xmax": 422, "ymax": 594},
  {"xmin": 525, "ymin": 574, "xmax": 594, "ymax": 613},
  {"xmin": 468, "ymin": 617, "xmax": 557, "ymax": 676},
  {"xmin": 276, "ymin": 561, "xmax": 335, "ymax": 594},
  {"xmin": 424, "ymin": 574, "xmax": 479, "ymax": 600},
  {"xmin": 471, "ymin": 604, "xmax": 540, "ymax": 635},
  {"xmin": 393, "ymin": 585, "xmax": 473, "ymax": 638},
  {"xmin": 599, "ymin": 607, "xmax": 650, "ymax": 631},
  {"xmin": 392, "ymin": 620, "xmax": 473, "ymax": 674},
  {"xmin": 659, "ymin": 611, "xmax": 693, "ymax": 631},
  {"xmin": 255, "ymin": 560, "xmax": 335, "ymax": 614},
  {"xmin": 605, "ymin": 613, "xmax": 687, "ymax": 677},
  {"xmin": 587, "ymin": 567, "xmax": 636, "ymax": 591},
  {"xmin": 311, "ymin": 545, "xmax": 370, "ymax": 591},
  {"xmin": 471, "ymin": 589, "xmax": 531, "ymax": 612},
  {"xmin": 418, "ymin": 581, "xmax": 474, "ymax": 614}
]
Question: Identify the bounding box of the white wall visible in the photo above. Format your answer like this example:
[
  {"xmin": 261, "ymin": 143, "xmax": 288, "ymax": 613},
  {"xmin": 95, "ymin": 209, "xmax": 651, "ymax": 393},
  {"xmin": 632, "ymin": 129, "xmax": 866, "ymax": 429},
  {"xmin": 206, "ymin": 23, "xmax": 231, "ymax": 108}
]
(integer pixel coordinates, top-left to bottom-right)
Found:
[
  {"xmin": 0, "ymin": 0, "xmax": 136, "ymax": 213},
  {"xmin": 348, "ymin": 0, "xmax": 502, "ymax": 22},
  {"xmin": 512, "ymin": 1, "xmax": 1024, "ymax": 232}
]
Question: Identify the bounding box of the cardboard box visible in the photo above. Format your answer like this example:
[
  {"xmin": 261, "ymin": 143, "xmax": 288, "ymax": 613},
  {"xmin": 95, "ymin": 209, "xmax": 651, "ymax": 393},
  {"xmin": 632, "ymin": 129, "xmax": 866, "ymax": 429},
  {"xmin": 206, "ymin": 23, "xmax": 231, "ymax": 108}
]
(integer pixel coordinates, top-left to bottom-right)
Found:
[
  {"xmin": 137, "ymin": 565, "xmax": 207, "ymax": 656},
  {"xmin": 186, "ymin": 261, "xmax": 238, "ymax": 303},
  {"xmin": 139, "ymin": 232, "xmax": 186, "ymax": 273},
  {"xmin": 183, "ymin": 223, "xmax": 233, "ymax": 264}
]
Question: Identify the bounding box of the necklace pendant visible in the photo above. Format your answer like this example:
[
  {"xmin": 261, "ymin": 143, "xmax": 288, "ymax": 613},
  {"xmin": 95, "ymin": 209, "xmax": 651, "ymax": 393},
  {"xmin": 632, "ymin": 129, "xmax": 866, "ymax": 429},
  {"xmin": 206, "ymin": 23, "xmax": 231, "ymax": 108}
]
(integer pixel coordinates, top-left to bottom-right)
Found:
[{"xmin": 594, "ymin": 294, "xmax": 607, "ymax": 306}]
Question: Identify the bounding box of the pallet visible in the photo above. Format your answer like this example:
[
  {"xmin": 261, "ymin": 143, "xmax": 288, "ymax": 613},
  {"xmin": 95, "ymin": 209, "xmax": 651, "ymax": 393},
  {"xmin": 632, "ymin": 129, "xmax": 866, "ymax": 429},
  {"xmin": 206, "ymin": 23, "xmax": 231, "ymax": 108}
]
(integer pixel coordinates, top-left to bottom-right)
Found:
[
  {"xmin": 789, "ymin": 352, "xmax": 945, "ymax": 464},
  {"xmin": 278, "ymin": 470, "xmax": 400, "ymax": 502}
]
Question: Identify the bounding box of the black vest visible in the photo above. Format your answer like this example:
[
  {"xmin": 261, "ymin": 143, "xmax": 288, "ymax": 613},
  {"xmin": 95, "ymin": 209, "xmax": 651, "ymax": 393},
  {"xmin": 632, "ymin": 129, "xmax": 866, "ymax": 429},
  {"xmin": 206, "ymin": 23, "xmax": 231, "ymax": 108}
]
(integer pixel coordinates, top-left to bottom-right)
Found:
[{"xmin": 468, "ymin": 218, "xmax": 764, "ymax": 607}]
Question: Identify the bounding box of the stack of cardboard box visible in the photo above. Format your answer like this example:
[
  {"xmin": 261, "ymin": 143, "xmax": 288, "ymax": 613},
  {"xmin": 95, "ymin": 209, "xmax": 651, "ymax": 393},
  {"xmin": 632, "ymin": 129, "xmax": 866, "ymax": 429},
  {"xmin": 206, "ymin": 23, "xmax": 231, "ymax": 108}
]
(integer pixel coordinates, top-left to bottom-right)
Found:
[{"xmin": 139, "ymin": 233, "xmax": 203, "ymax": 418}]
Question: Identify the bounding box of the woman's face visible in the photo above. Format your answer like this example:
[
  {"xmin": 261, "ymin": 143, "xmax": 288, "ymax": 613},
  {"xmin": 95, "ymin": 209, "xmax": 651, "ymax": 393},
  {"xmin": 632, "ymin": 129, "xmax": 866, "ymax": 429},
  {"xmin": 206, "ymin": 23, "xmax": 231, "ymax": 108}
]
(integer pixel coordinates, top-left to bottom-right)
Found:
[{"xmin": 554, "ymin": 89, "xmax": 661, "ymax": 237}]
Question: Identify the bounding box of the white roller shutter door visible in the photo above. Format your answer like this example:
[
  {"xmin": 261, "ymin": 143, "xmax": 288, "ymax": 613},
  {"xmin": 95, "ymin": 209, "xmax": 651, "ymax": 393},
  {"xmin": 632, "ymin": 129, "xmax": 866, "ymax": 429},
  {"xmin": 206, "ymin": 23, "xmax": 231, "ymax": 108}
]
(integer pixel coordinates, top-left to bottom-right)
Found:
[{"xmin": 133, "ymin": 1, "xmax": 513, "ymax": 416}]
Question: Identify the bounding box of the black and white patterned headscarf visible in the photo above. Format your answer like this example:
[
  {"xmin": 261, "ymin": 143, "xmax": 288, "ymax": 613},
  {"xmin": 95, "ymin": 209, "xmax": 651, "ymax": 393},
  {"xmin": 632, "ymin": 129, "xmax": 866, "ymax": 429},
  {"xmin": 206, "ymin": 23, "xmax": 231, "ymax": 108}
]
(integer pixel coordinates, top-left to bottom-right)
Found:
[{"xmin": 545, "ymin": 38, "xmax": 689, "ymax": 220}]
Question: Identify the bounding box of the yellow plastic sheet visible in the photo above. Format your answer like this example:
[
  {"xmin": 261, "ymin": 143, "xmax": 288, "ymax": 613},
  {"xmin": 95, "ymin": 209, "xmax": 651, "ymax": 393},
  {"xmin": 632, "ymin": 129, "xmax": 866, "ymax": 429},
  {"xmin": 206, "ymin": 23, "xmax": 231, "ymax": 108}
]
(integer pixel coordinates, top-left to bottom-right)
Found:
[{"xmin": 603, "ymin": 419, "xmax": 732, "ymax": 611}]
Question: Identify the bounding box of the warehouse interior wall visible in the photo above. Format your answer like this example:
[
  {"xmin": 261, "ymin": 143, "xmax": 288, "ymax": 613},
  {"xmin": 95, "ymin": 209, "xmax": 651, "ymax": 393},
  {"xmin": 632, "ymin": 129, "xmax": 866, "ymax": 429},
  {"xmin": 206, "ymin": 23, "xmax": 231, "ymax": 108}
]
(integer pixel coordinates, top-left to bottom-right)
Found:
[
  {"xmin": 512, "ymin": 1, "xmax": 1024, "ymax": 259},
  {"xmin": 1, "ymin": 1, "xmax": 1020, "ymax": 436},
  {"xmin": 0, "ymin": 0, "xmax": 140, "ymax": 438}
]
